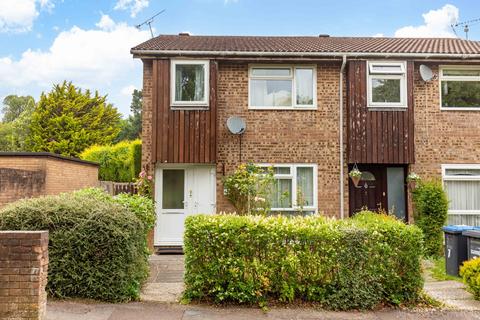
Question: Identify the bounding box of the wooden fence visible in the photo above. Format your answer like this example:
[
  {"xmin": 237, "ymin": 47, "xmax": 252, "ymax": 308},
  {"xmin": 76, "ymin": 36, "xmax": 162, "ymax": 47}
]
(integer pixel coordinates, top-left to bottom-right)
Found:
[{"xmin": 100, "ymin": 181, "xmax": 138, "ymax": 196}]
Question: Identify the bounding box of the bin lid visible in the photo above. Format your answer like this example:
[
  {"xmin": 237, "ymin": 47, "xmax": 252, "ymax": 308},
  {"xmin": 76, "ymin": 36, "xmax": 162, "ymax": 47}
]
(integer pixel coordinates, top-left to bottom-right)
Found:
[
  {"xmin": 462, "ymin": 229, "xmax": 480, "ymax": 238},
  {"xmin": 443, "ymin": 225, "xmax": 479, "ymax": 234}
]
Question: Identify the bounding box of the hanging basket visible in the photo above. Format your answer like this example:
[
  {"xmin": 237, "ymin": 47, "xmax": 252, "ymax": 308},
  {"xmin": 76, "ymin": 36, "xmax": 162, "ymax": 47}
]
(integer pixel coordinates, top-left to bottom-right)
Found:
[{"xmin": 351, "ymin": 175, "xmax": 361, "ymax": 187}]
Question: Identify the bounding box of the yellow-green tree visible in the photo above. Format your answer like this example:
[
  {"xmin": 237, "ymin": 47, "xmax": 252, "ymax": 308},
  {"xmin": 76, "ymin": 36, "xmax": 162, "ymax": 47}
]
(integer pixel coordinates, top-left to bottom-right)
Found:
[{"xmin": 27, "ymin": 81, "xmax": 121, "ymax": 157}]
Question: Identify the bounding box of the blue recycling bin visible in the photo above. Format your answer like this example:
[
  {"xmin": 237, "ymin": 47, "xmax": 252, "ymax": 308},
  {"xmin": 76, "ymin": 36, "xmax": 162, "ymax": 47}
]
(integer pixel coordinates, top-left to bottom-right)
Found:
[{"xmin": 443, "ymin": 225, "xmax": 479, "ymax": 276}]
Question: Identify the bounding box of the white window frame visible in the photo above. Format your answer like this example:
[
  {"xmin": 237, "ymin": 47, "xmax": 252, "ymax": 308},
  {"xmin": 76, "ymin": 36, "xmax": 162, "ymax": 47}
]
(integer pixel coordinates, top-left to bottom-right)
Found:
[
  {"xmin": 248, "ymin": 65, "xmax": 317, "ymax": 110},
  {"xmin": 170, "ymin": 59, "xmax": 210, "ymax": 108},
  {"xmin": 439, "ymin": 65, "xmax": 480, "ymax": 111},
  {"xmin": 259, "ymin": 163, "xmax": 318, "ymax": 212},
  {"xmin": 367, "ymin": 61, "xmax": 407, "ymax": 109},
  {"xmin": 442, "ymin": 164, "xmax": 480, "ymax": 215}
]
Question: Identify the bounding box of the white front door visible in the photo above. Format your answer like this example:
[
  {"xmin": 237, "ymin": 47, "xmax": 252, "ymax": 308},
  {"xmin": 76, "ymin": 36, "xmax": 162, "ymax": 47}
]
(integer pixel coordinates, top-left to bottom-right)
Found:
[{"xmin": 155, "ymin": 165, "xmax": 216, "ymax": 246}]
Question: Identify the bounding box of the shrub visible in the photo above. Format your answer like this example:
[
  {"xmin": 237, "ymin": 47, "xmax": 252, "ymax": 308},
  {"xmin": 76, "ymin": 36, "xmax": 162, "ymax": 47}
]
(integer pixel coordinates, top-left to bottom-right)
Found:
[
  {"xmin": 183, "ymin": 211, "xmax": 423, "ymax": 309},
  {"xmin": 412, "ymin": 180, "xmax": 449, "ymax": 257},
  {"xmin": 222, "ymin": 163, "xmax": 274, "ymax": 215},
  {"xmin": 80, "ymin": 139, "xmax": 141, "ymax": 182},
  {"xmin": 460, "ymin": 258, "xmax": 480, "ymax": 299},
  {"xmin": 0, "ymin": 189, "xmax": 152, "ymax": 302}
]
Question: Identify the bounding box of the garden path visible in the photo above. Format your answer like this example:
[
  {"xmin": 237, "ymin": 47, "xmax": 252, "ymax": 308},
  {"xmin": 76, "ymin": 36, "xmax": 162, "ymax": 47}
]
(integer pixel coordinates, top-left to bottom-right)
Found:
[{"xmin": 424, "ymin": 264, "xmax": 480, "ymax": 310}]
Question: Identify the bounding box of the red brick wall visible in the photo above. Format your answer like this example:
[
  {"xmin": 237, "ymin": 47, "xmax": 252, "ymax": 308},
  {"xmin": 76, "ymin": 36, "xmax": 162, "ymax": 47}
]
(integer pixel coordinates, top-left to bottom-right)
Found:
[
  {"xmin": 411, "ymin": 63, "xmax": 480, "ymax": 177},
  {"xmin": 0, "ymin": 156, "xmax": 99, "ymax": 207},
  {"xmin": 0, "ymin": 231, "xmax": 48, "ymax": 320},
  {"xmin": 215, "ymin": 62, "xmax": 346, "ymax": 216}
]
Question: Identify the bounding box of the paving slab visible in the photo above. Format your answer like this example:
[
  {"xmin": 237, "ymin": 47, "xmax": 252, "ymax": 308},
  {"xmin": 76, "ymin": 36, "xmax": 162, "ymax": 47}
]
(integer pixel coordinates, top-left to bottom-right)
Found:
[{"xmin": 46, "ymin": 301, "xmax": 480, "ymax": 320}]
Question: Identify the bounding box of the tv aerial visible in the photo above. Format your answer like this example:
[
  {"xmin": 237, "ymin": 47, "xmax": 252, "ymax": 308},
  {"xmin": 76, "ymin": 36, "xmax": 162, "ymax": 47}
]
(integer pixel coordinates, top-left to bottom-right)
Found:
[
  {"xmin": 451, "ymin": 17, "xmax": 480, "ymax": 40},
  {"xmin": 135, "ymin": 9, "xmax": 166, "ymax": 38}
]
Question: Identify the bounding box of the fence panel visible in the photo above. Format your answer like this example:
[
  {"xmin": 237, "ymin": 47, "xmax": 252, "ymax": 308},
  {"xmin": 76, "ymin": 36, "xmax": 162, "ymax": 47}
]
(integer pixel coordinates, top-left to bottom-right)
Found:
[{"xmin": 100, "ymin": 181, "xmax": 138, "ymax": 196}]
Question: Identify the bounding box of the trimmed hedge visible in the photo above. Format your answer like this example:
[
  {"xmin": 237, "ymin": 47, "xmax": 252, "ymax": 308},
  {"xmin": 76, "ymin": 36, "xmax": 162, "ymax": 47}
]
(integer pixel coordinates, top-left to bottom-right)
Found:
[
  {"xmin": 412, "ymin": 180, "xmax": 448, "ymax": 257},
  {"xmin": 460, "ymin": 258, "xmax": 480, "ymax": 299},
  {"xmin": 0, "ymin": 189, "xmax": 154, "ymax": 302},
  {"xmin": 80, "ymin": 139, "xmax": 141, "ymax": 182},
  {"xmin": 183, "ymin": 211, "xmax": 424, "ymax": 309}
]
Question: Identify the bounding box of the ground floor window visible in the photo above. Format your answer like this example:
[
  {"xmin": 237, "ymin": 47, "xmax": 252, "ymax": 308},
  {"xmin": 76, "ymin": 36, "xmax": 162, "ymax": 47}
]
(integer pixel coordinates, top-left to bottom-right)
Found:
[
  {"xmin": 442, "ymin": 164, "xmax": 480, "ymax": 214},
  {"xmin": 261, "ymin": 164, "xmax": 317, "ymax": 213}
]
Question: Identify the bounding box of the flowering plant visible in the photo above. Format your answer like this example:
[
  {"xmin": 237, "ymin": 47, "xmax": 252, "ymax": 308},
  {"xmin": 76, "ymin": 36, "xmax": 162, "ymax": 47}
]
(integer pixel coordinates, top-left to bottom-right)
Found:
[
  {"xmin": 136, "ymin": 170, "xmax": 153, "ymax": 199},
  {"xmin": 349, "ymin": 168, "xmax": 362, "ymax": 178},
  {"xmin": 406, "ymin": 172, "xmax": 421, "ymax": 183}
]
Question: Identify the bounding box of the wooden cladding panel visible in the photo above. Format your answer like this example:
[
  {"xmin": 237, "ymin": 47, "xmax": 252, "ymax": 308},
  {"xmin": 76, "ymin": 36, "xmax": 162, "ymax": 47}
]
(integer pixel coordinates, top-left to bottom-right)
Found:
[
  {"xmin": 152, "ymin": 59, "xmax": 217, "ymax": 164},
  {"xmin": 347, "ymin": 60, "xmax": 415, "ymax": 164}
]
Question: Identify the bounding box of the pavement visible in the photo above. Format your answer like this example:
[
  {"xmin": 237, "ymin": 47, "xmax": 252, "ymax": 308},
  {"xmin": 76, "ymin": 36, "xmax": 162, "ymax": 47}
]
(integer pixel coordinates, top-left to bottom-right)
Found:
[
  {"xmin": 46, "ymin": 301, "xmax": 480, "ymax": 320},
  {"xmin": 423, "ymin": 261, "xmax": 480, "ymax": 311},
  {"xmin": 45, "ymin": 255, "xmax": 480, "ymax": 319}
]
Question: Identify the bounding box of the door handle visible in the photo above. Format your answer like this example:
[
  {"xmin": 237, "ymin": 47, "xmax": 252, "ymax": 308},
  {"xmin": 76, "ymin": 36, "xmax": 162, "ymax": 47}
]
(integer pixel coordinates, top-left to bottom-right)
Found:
[{"xmin": 382, "ymin": 192, "xmax": 386, "ymax": 197}]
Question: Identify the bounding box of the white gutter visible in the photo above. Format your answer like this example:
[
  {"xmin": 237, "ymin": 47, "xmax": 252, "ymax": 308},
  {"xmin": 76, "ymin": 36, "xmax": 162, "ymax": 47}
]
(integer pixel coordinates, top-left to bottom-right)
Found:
[
  {"xmin": 339, "ymin": 55, "xmax": 347, "ymax": 220},
  {"xmin": 131, "ymin": 49, "xmax": 480, "ymax": 59}
]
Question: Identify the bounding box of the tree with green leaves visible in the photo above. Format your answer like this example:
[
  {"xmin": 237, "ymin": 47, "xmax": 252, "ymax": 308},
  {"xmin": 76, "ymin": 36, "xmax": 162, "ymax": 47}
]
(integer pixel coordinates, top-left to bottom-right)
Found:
[
  {"xmin": 0, "ymin": 95, "xmax": 35, "ymax": 151},
  {"xmin": 27, "ymin": 81, "xmax": 121, "ymax": 157},
  {"xmin": 115, "ymin": 89, "xmax": 142, "ymax": 142},
  {"xmin": 2, "ymin": 95, "xmax": 35, "ymax": 123}
]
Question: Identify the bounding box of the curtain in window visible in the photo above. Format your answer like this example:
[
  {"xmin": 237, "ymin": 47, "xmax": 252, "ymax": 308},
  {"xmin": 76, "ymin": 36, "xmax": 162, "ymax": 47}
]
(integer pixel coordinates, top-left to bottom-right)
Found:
[
  {"xmin": 271, "ymin": 179, "xmax": 292, "ymax": 208},
  {"xmin": 445, "ymin": 180, "xmax": 480, "ymax": 210},
  {"xmin": 175, "ymin": 64, "xmax": 205, "ymax": 101},
  {"xmin": 297, "ymin": 167, "xmax": 314, "ymax": 206}
]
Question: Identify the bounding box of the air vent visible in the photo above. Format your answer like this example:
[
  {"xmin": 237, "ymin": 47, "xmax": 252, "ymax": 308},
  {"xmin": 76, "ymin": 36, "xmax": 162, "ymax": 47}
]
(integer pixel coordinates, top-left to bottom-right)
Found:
[
  {"xmin": 178, "ymin": 32, "xmax": 190, "ymax": 36},
  {"xmin": 319, "ymin": 34, "xmax": 330, "ymax": 38}
]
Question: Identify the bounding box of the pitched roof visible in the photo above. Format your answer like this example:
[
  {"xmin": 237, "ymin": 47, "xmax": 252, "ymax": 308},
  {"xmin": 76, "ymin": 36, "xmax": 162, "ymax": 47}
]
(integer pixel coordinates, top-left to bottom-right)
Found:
[{"xmin": 132, "ymin": 35, "xmax": 480, "ymax": 57}]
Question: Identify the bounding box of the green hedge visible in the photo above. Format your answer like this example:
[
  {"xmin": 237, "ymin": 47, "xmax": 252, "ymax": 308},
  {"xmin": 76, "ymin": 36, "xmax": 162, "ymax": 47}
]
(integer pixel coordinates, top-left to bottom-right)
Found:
[
  {"xmin": 183, "ymin": 211, "xmax": 424, "ymax": 309},
  {"xmin": 460, "ymin": 258, "xmax": 480, "ymax": 299},
  {"xmin": 412, "ymin": 180, "xmax": 448, "ymax": 257},
  {"xmin": 0, "ymin": 189, "xmax": 154, "ymax": 302},
  {"xmin": 80, "ymin": 139, "xmax": 141, "ymax": 182}
]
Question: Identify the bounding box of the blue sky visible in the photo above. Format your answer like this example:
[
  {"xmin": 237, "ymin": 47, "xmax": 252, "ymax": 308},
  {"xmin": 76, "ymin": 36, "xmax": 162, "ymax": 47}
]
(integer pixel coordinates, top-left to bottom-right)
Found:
[{"xmin": 0, "ymin": 0, "xmax": 479, "ymax": 116}]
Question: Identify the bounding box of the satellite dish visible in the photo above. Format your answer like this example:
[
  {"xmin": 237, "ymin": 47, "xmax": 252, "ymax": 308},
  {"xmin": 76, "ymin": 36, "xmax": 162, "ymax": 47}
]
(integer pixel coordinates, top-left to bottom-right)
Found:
[
  {"xmin": 419, "ymin": 64, "xmax": 434, "ymax": 82},
  {"xmin": 226, "ymin": 116, "xmax": 246, "ymax": 135}
]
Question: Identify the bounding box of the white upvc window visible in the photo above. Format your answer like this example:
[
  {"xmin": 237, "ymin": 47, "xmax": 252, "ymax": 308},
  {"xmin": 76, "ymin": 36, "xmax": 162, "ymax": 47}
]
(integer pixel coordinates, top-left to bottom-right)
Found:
[
  {"xmin": 367, "ymin": 61, "xmax": 407, "ymax": 108},
  {"xmin": 248, "ymin": 65, "xmax": 317, "ymax": 110},
  {"xmin": 259, "ymin": 164, "xmax": 317, "ymax": 213},
  {"xmin": 171, "ymin": 59, "xmax": 209, "ymax": 108},
  {"xmin": 440, "ymin": 66, "xmax": 480, "ymax": 110},
  {"xmin": 442, "ymin": 164, "xmax": 480, "ymax": 215}
]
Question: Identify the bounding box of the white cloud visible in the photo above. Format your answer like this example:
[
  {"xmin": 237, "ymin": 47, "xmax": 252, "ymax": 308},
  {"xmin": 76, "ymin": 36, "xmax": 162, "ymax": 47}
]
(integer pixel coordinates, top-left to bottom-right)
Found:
[
  {"xmin": 0, "ymin": 0, "xmax": 54, "ymax": 33},
  {"xmin": 394, "ymin": 4, "xmax": 458, "ymax": 38},
  {"xmin": 96, "ymin": 14, "xmax": 116, "ymax": 31},
  {"xmin": 114, "ymin": 0, "xmax": 149, "ymax": 18},
  {"xmin": 121, "ymin": 85, "xmax": 137, "ymax": 96},
  {"xmin": 0, "ymin": 15, "xmax": 150, "ymax": 115}
]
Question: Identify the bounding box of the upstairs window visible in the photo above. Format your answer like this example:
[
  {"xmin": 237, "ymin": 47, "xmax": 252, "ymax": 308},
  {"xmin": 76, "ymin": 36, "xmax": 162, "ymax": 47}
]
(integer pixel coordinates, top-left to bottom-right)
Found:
[
  {"xmin": 249, "ymin": 65, "xmax": 316, "ymax": 109},
  {"xmin": 367, "ymin": 61, "xmax": 407, "ymax": 108},
  {"xmin": 440, "ymin": 66, "xmax": 480, "ymax": 110},
  {"xmin": 171, "ymin": 59, "xmax": 209, "ymax": 108}
]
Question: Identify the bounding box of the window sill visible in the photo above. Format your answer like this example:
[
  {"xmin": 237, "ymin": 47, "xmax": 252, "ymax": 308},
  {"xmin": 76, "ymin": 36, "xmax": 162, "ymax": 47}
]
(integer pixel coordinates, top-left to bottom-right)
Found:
[
  {"xmin": 171, "ymin": 105, "xmax": 210, "ymax": 111},
  {"xmin": 248, "ymin": 106, "xmax": 317, "ymax": 111},
  {"xmin": 367, "ymin": 106, "xmax": 408, "ymax": 111},
  {"xmin": 440, "ymin": 107, "xmax": 480, "ymax": 111},
  {"xmin": 448, "ymin": 210, "xmax": 480, "ymax": 216}
]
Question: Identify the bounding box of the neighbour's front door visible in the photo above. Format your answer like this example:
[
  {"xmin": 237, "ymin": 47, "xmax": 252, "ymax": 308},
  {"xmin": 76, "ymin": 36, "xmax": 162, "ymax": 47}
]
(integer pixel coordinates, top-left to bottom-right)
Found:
[
  {"xmin": 348, "ymin": 165, "xmax": 407, "ymax": 221},
  {"xmin": 349, "ymin": 166, "xmax": 386, "ymax": 215},
  {"xmin": 155, "ymin": 166, "xmax": 216, "ymax": 246}
]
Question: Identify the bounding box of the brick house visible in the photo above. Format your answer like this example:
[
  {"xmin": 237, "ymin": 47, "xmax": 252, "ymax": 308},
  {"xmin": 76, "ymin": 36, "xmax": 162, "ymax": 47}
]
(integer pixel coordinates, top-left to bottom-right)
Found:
[{"xmin": 132, "ymin": 35, "xmax": 480, "ymax": 247}]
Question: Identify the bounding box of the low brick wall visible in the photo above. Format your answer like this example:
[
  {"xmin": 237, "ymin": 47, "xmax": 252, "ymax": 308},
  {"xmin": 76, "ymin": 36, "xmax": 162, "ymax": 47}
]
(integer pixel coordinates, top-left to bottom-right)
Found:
[{"xmin": 0, "ymin": 231, "xmax": 49, "ymax": 320}]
